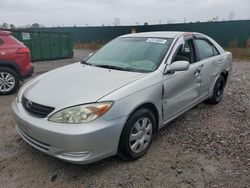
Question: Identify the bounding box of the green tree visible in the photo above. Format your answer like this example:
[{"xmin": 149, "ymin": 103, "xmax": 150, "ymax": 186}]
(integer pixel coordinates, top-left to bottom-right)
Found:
[
  {"xmin": 31, "ymin": 23, "xmax": 40, "ymax": 28},
  {"xmin": 2, "ymin": 23, "xmax": 9, "ymax": 29},
  {"xmin": 10, "ymin": 24, "xmax": 16, "ymax": 29}
]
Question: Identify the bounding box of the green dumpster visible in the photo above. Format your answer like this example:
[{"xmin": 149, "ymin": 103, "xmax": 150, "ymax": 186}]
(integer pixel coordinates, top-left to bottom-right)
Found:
[{"xmin": 10, "ymin": 30, "xmax": 74, "ymax": 62}]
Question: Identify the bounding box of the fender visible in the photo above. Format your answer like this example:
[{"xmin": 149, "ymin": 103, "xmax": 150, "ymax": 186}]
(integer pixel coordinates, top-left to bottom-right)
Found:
[
  {"xmin": 209, "ymin": 70, "xmax": 229, "ymax": 98},
  {"xmin": 0, "ymin": 61, "xmax": 22, "ymax": 78}
]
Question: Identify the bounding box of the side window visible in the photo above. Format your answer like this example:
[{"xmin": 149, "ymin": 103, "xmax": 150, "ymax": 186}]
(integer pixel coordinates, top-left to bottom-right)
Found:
[
  {"xmin": 172, "ymin": 39, "xmax": 195, "ymax": 63},
  {"xmin": 212, "ymin": 45, "xmax": 220, "ymax": 56},
  {"xmin": 195, "ymin": 39, "xmax": 218, "ymax": 60}
]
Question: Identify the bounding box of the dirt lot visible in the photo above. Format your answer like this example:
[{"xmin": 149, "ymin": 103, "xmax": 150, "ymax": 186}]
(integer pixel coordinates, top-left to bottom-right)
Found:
[{"xmin": 0, "ymin": 49, "xmax": 249, "ymax": 188}]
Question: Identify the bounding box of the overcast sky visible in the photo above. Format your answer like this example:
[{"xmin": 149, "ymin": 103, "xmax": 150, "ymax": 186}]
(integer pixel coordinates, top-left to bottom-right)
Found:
[{"xmin": 0, "ymin": 0, "xmax": 250, "ymax": 27}]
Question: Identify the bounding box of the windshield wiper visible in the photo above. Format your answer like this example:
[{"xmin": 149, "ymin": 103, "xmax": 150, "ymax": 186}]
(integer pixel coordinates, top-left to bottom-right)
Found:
[
  {"xmin": 81, "ymin": 61, "xmax": 125, "ymax": 71},
  {"xmin": 96, "ymin": 64, "xmax": 152, "ymax": 73},
  {"xmin": 95, "ymin": 64, "xmax": 127, "ymax": 71},
  {"xmin": 82, "ymin": 62, "xmax": 151, "ymax": 73},
  {"xmin": 81, "ymin": 60, "xmax": 93, "ymax": 66}
]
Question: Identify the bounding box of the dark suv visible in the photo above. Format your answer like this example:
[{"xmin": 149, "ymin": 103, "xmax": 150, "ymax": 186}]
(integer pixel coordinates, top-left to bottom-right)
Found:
[{"xmin": 0, "ymin": 30, "xmax": 33, "ymax": 95}]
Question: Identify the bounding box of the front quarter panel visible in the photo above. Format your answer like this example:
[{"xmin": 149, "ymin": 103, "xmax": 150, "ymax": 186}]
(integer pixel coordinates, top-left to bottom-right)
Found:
[{"xmin": 100, "ymin": 70, "xmax": 163, "ymax": 129}]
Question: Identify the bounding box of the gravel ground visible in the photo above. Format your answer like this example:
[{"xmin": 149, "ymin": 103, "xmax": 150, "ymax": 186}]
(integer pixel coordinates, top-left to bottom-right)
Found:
[{"xmin": 0, "ymin": 49, "xmax": 249, "ymax": 188}]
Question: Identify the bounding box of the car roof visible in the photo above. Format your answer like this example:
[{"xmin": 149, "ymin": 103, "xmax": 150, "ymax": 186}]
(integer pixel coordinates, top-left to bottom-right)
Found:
[
  {"xmin": 0, "ymin": 30, "xmax": 11, "ymax": 36},
  {"xmin": 119, "ymin": 31, "xmax": 187, "ymax": 39}
]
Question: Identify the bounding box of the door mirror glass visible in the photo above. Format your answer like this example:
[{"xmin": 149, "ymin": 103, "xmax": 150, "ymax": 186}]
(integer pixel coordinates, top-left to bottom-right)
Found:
[{"xmin": 165, "ymin": 61, "xmax": 190, "ymax": 73}]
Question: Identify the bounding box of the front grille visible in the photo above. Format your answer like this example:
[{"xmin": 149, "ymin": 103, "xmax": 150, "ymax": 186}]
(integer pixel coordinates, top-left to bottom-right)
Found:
[{"xmin": 22, "ymin": 96, "xmax": 55, "ymax": 118}]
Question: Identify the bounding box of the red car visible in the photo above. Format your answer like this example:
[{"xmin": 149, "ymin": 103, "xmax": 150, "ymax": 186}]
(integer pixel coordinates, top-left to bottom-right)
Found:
[{"xmin": 0, "ymin": 30, "xmax": 33, "ymax": 95}]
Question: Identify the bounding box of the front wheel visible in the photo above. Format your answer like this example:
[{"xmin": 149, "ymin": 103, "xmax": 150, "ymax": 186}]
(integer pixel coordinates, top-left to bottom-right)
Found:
[
  {"xmin": 205, "ymin": 75, "xmax": 226, "ymax": 104},
  {"xmin": 0, "ymin": 67, "xmax": 20, "ymax": 95},
  {"xmin": 118, "ymin": 108, "xmax": 156, "ymax": 161}
]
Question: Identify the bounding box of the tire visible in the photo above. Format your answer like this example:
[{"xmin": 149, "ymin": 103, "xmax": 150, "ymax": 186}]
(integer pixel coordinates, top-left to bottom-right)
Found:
[
  {"xmin": 205, "ymin": 75, "xmax": 226, "ymax": 104},
  {"xmin": 0, "ymin": 67, "xmax": 20, "ymax": 95},
  {"xmin": 118, "ymin": 108, "xmax": 156, "ymax": 161}
]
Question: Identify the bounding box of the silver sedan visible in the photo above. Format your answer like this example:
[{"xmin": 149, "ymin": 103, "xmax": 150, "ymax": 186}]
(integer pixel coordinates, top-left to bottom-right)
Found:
[{"xmin": 12, "ymin": 32, "xmax": 232, "ymax": 164}]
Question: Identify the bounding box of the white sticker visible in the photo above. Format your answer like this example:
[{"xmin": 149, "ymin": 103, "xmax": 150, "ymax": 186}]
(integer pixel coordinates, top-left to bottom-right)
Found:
[
  {"xmin": 146, "ymin": 38, "xmax": 167, "ymax": 44},
  {"xmin": 22, "ymin": 32, "xmax": 30, "ymax": 40}
]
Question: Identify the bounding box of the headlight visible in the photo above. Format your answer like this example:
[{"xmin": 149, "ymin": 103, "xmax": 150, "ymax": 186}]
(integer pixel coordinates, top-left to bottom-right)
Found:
[{"xmin": 48, "ymin": 102, "xmax": 113, "ymax": 124}]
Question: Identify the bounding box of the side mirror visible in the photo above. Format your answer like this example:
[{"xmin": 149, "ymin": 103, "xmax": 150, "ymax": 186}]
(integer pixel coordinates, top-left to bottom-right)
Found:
[{"xmin": 165, "ymin": 61, "xmax": 190, "ymax": 74}]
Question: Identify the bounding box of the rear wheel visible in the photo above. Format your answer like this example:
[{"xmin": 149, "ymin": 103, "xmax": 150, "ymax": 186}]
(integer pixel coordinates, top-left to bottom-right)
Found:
[
  {"xmin": 205, "ymin": 75, "xmax": 226, "ymax": 104},
  {"xmin": 0, "ymin": 67, "xmax": 20, "ymax": 95},
  {"xmin": 118, "ymin": 108, "xmax": 156, "ymax": 161}
]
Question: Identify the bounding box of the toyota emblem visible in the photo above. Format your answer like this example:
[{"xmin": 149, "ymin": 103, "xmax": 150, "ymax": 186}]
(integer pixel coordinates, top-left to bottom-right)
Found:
[{"xmin": 25, "ymin": 100, "xmax": 32, "ymax": 109}]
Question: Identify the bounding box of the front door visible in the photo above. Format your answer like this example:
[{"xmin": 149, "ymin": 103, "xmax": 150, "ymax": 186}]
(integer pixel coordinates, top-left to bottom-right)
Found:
[{"xmin": 162, "ymin": 37, "xmax": 202, "ymax": 122}]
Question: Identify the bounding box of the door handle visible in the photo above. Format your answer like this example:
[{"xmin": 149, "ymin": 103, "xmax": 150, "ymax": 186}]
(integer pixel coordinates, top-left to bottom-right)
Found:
[
  {"xmin": 194, "ymin": 69, "xmax": 201, "ymax": 77},
  {"xmin": 218, "ymin": 59, "xmax": 223, "ymax": 64}
]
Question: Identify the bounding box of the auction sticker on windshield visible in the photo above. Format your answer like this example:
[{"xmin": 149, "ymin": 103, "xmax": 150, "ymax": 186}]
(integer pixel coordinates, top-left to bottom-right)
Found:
[{"xmin": 146, "ymin": 38, "xmax": 167, "ymax": 44}]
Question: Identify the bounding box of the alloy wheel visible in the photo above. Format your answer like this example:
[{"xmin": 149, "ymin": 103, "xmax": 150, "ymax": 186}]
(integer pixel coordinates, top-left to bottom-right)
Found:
[{"xmin": 0, "ymin": 72, "xmax": 16, "ymax": 92}]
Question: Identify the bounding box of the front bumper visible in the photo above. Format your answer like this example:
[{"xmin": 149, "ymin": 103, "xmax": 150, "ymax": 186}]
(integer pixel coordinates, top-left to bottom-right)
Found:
[{"xmin": 11, "ymin": 100, "xmax": 126, "ymax": 164}]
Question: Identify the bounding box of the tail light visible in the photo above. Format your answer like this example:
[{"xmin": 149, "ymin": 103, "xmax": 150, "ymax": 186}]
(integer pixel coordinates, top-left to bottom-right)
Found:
[{"xmin": 16, "ymin": 47, "xmax": 30, "ymax": 54}]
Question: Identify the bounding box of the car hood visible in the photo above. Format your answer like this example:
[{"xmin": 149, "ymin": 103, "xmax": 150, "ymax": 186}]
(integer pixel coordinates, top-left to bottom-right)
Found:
[{"xmin": 23, "ymin": 63, "xmax": 147, "ymax": 109}]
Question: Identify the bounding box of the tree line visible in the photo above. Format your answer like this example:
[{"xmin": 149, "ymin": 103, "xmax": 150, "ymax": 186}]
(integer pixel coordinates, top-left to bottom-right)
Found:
[{"xmin": 0, "ymin": 23, "xmax": 43, "ymax": 29}]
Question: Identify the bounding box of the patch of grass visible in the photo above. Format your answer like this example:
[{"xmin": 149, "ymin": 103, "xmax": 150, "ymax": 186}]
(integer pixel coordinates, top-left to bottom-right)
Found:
[
  {"xmin": 228, "ymin": 39, "xmax": 239, "ymax": 48},
  {"xmin": 245, "ymin": 37, "xmax": 250, "ymax": 48},
  {"xmin": 225, "ymin": 48, "xmax": 250, "ymax": 61}
]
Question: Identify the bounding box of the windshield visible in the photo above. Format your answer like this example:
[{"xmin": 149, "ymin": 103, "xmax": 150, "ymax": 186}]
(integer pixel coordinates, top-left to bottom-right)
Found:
[{"xmin": 86, "ymin": 37, "xmax": 173, "ymax": 72}]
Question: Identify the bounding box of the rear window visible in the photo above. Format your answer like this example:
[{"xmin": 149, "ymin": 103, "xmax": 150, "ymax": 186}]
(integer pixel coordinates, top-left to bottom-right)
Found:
[
  {"xmin": 9, "ymin": 36, "xmax": 24, "ymax": 45},
  {"xmin": 0, "ymin": 35, "xmax": 24, "ymax": 47}
]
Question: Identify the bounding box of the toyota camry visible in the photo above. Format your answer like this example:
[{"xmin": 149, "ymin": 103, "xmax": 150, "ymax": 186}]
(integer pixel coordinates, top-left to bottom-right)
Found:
[{"xmin": 12, "ymin": 32, "xmax": 232, "ymax": 164}]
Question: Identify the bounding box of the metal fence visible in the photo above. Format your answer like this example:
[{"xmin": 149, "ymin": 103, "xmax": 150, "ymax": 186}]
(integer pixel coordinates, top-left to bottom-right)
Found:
[{"xmin": 32, "ymin": 20, "xmax": 250, "ymax": 47}]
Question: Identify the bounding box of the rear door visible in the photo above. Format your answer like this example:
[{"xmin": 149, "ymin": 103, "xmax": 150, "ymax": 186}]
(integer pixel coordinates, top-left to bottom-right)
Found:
[
  {"xmin": 193, "ymin": 37, "xmax": 223, "ymax": 98},
  {"xmin": 162, "ymin": 36, "xmax": 203, "ymax": 122}
]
